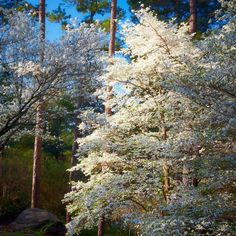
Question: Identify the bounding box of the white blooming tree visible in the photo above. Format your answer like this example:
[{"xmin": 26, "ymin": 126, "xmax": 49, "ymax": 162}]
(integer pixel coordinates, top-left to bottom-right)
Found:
[
  {"xmin": 64, "ymin": 1, "xmax": 235, "ymax": 235},
  {"xmin": 0, "ymin": 8, "xmax": 107, "ymax": 150}
]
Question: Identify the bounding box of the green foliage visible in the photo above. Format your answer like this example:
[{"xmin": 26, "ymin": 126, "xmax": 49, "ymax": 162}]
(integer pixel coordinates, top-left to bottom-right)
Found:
[
  {"xmin": 63, "ymin": 0, "xmax": 110, "ymax": 23},
  {"xmin": 0, "ymin": 222, "xmax": 56, "ymax": 236},
  {"xmin": 74, "ymin": 0, "xmax": 110, "ymax": 16},
  {"xmin": 127, "ymin": 0, "xmax": 221, "ymax": 32},
  {"xmin": 47, "ymin": 5, "xmax": 71, "ymax": 29},
  {"xmin": 34, "ymin": 222, "xmax": 55, "ymax": 236},
  {"xmin": 100, "ymin": 18, "xmax": 110, "ymax": 32},
  {"xmin": 0, "ymin": 135, "xmax": 71, "ymax": 222},
  {"xmin": 80, "ymin": 225, "xmax": 135, "ymax": 236}
]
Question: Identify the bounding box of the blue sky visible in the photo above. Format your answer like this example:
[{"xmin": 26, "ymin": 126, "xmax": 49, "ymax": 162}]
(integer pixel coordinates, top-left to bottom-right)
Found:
[{"xmin": 28, "ymin": 0, "xmax": 131, "ymax": 41}]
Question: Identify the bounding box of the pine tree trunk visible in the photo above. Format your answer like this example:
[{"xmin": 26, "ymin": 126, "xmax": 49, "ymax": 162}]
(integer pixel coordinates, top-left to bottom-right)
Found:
[
  {"xmin": 189, "ymin": 0, "xmax": 197, "ymax": 34},
  {"xmin": 109, "ymin": 0, "xmax": 117, "ymax": 57},
  {"xmin": 31, "ymin": 103, "xmax": 43, "ymax": 208},
  {"xmin": 105, "ymin": 85, "xmax": 113, "ymax": 116},
  {"xmin": 162, "ymin": 126, "xmax": 170, "ymax": 216},
  {"xmin": 163, "ymin": 162, "xmax": 170, "ymax": 203},
  {"xmin": 31, "ymin": 0, "xmax": 45, "ymax": 209},
  {"xmin": 97, "ymin": 216, "xmax": 105, "ymax": 236},
  {"xmin": 97, "ymin": 1, "xmax": 117, "ymax": 234}
]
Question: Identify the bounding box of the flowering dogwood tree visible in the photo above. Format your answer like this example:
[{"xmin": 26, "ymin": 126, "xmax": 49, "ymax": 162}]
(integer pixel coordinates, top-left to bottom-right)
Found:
[
  {"xmin": 0, "ymin": 8, "xmax": 106, "ymax": 151},
  {"xmin": 64, "ymin": 2, "xmax": 235, "ymax": 235}
]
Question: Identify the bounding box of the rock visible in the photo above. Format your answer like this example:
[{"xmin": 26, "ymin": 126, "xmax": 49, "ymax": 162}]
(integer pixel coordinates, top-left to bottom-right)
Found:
[{"xmin": 9, "ymin": 208, "xmax": 66, "ymax": 235}]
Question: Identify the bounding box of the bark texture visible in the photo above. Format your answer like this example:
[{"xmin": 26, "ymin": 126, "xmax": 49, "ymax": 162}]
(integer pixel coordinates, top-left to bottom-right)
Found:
[
  {"xmin": 97, "ymin": 1, "xmax": 117, "ymax": 233},
  {"xmin": 163, "ymin": 163, "xmax": 170, "ymax": 204},
  {"xmin": 105, "ymin": 85, "xmax": 113, "ymax": 117},
  {"xmin": 31, "ymin": 0, "xmax": 45, "ymax": 209},
  {"xmin": 108, "ymin": 0, "xmax": 117, "ymax": 57},
  {"xmin": 189, "ymin": 0, "xmax": 197, "ymax": 34},
  {"xmin": 97, "ymin": 216, "xmax": 105, "ymax": 236},
  {"xmin": 31, "ymin": 103, "xmax": 43, "ymax": 208}
]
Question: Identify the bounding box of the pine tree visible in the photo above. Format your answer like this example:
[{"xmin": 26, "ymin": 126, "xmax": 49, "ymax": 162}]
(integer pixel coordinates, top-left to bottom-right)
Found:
[
  {"xmin": 127, "ymin": 0, "xmax": 220, "ymax": 32},
  {"xmin": 189, "ymin": 0, "xmax": 197, "ymax": 34},
  {"xmin": 97, "ymin": 1, "xmax": 117, "ymax": 235},
  {"xmin": 31, "ymin": 0, "xmax": 45, "ymax": 209},
  {"xmin": 108, "ymin": 0, "xmax": 117, "ymax": 58},
  {"xmin": 65, "ymin": 0, "xmax": 110, "ymax": 23}
]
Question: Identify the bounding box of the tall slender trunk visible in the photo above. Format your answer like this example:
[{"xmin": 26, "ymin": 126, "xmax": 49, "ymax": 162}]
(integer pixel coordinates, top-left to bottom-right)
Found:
[
  {"xmin": 189, "ymin": 0, "xmax": 197, "ymax": 34},
  {"xmin": 107, "ymin": 0, "xmax": 117, "ymax": 118},
  {"xmin": 109, "ymin": 0, "xmax": 117, "ymax": 57},
  {"xmin": 31, "ymin": 0, "xmax": 45, "ymax": 209},
  {"xmin": 105, "ymin": 85, "xmax": 113, "ymax": 116},
  {"xmin": 31, "ymin": 104, "xmax": 43, "ymax": 208},
  {"xmin": 97, "ymin": 215, "xmax": 105, "ymax": 236},
  {"xmin": 97, "ymin": 1, "xmax": 117, "ymax": 235},
  {"xmin": 162, "ymin": 126, "xmax": 170, "ymax": 215},
  {"xmin": 163, "ymin": 161, "xmax": 170, "ymax": 204}
]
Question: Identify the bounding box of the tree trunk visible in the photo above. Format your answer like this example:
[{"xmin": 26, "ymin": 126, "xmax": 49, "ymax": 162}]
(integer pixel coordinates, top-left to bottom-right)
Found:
[
  {"xmin": 189, "ymin": 0, "xmax": 197, "ymax": 34},
  {"xmin": 163, "ymin": 162, "xmax": 170, "ymax": 204},
  {"xmin": 109, "ymin": 0, "xmax": 117, "ymax": 57},
  {"xmin": 105, "ymin": 85, "xmax": 113, "ymax": 116},
  {"xmin": 39, "ymin": 0, "xmax": 46, "ymax": 39},
  {"xmin": 97, "ymin": 216, "xmax": 105, "ymax": 236},
  {"xmin": 31, "ymin": 0, "xmax": 45, "ymax": 209},
  {"xmin": 162, "ymin": 126, "xmax": 170, "ymax": 217},
  {"xmin": 31, "ymin": 103, "xmax": 43, "ymax": 208},
  {"xmin": 97, "ymin": 1, "xmax": 117, "ymax": 234}
]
